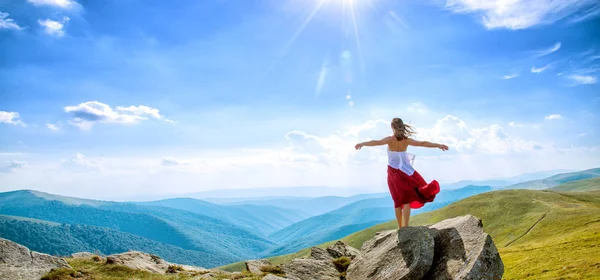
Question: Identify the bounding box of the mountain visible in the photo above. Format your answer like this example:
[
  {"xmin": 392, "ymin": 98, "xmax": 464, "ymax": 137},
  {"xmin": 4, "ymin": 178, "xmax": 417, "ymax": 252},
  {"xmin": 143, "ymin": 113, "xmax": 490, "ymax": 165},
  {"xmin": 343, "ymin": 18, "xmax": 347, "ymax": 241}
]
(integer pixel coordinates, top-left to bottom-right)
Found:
[
  {"xmin": 139, "ymin": 198, "xmax": 309, "ymax": 235},
  {"xmin": 548, "ymin": 177, "xmax": 600, "ymax": 192},
  {"xmin": 213, "ymin": 193, "xmax": 389, "ymax": 216},
  {"xmin": 503, "ymin": 167, "xmax": 600, "ymax": 190},
  {"xmin": 0, "ymin": 190, "xmax": 276, "ymax": 267},
  {"xmin": 440, "ymin": 169, "xmax": 573, "ymax": 189},
  {"xmin": 264, "ymin": 185, "xmax": 493, "ymax": 256},
  {"xmin": 0, "ymin": 215, "xmax": 225, "ymax": 267},
  {"xmin": 185, "ymin": 186, "xmax": 373, "ymax": 199},
  {"xmin": 222, "ymin": 180, "xmax": 600, "ymax": 279},
  {"xmin": 265, "ymin": 197, "xmax": 392, "ymax": 255}
]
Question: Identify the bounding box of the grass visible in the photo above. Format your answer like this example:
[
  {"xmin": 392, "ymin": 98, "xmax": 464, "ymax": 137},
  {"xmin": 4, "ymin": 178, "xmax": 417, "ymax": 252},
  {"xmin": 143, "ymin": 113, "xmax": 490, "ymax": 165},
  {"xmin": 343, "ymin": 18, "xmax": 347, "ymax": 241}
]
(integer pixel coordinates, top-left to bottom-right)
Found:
[
  {"xmin": 549, "ymin": 177, "xmax": 600, "ymax": 192},
  {"xmin": 220, "ymin": 187, "xmax": 600, "ymax": 279},
  {"xmin": 332, "ymin": 257, "xmax": 351, "ymax": 273}
]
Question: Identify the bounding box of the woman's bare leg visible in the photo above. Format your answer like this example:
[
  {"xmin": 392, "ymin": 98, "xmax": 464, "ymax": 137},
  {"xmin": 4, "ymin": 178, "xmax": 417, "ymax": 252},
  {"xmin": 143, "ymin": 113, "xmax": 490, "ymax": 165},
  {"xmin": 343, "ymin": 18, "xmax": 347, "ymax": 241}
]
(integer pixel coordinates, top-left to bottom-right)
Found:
[
  {"xmin": 402, "ymin": 204, "xmax": 411, "ymax": 227},
  {"xmin": 394, "ymin": 207, "xmax": 403, "ymax": 228}
]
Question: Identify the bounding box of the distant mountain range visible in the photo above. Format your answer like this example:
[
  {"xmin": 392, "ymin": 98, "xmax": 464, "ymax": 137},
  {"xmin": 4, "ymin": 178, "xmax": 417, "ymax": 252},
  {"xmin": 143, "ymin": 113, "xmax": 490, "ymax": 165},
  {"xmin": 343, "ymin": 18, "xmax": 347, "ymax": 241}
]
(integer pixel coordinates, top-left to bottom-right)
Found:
[
  {"xmin": 0, "ymin": 190, "xmax": 284, "ymax": 267},
  {"xmin": 501, "ymin": 168, "xmax": 600, "ymax": 190},
  {"xmin": 440, "ymin": 169, "xmax": 573, "ymax": 189},
  {"xmin": 1, "ymin": 167, "xmax": 597, "ymax": 269}
]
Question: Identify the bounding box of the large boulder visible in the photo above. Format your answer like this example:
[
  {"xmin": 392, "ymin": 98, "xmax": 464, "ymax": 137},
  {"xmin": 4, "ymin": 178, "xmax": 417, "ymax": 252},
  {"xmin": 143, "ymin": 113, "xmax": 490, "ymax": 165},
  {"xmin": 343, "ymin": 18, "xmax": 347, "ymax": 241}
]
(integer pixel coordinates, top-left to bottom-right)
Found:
[
  {"xmin": 424, "ymin": 215, "xmax": 504, "ymax": 280},
  {"xmin": 106, "ymin": 251, "xmax": 170, "ymax": 274},
  {"xmin": 245, "ymin": 259, "xmax": 272, "ymax": 274},
  {"xmin": 0, "ymin": 238, "xmax": 72, "ymax": 280},
  {"xmin": 327, "ymin": 241, "xmax": 360, "ymax": 260},
  {"xmin": 282, "ymin": 259, "xmax": 340, "ymax": 280},
  {"xmin": 346, "ymin": 226, "xmax": 435, "ymax": 280},
  {"xmin": 309, "ymin": 246, "xmax": 332, "ymax": 261}
]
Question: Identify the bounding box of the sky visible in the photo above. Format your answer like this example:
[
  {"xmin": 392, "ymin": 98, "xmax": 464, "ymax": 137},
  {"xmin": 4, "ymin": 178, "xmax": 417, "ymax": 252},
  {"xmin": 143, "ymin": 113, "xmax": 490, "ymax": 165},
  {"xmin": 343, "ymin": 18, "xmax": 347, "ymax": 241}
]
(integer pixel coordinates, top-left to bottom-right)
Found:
[{"xmin": 1, "ymin": 0, "xmax": 599, "ymax": 200}]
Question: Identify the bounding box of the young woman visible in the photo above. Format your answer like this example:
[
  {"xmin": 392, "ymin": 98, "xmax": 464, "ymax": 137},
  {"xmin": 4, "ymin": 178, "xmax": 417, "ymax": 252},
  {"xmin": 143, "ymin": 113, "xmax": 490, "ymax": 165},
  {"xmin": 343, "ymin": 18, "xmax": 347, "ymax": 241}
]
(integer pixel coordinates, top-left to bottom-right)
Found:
[{"xmin": 355, "ymin": 118, "xmax": 448, "ymax": 228}]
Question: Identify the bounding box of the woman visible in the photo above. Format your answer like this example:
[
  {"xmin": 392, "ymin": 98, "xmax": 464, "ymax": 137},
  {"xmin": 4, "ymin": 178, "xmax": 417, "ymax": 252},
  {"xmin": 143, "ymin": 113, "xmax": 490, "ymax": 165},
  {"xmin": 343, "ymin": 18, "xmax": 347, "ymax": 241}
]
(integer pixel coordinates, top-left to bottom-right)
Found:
[{"xmin": 355, "ymin": 118, "xmax": 448, "ymax": 228}]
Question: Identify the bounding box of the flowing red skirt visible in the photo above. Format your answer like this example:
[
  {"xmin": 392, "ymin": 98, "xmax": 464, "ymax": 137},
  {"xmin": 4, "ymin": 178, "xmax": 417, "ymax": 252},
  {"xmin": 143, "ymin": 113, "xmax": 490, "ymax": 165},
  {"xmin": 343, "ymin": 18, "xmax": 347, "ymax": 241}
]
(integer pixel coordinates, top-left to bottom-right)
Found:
[{"xmin": 387, "ymin": 165, "xmax": 440, "ymax": 209}]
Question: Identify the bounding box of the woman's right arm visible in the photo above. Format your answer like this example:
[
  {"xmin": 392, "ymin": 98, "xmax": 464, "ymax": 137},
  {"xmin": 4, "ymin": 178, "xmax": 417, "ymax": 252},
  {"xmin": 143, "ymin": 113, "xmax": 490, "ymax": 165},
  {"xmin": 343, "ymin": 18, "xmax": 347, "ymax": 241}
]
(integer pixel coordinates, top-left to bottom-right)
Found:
[{"xmin": 407, "ymin": 138, "xmax": 449, "ymax": 151}]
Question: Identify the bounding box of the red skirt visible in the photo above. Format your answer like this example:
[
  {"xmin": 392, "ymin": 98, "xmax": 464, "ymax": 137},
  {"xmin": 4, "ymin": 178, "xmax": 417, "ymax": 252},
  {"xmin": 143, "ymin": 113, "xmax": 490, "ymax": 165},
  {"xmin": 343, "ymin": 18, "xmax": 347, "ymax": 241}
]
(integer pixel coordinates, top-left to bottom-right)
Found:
[{"xmin": 387, "ymin": 165, "xmax": 440, "ymax": 209}]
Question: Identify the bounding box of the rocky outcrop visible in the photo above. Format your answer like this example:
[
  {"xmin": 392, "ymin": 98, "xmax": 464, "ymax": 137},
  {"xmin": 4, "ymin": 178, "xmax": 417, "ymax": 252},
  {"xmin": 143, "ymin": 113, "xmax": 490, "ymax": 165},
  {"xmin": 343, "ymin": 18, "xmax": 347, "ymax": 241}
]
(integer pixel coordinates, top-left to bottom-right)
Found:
[
  {"xmin": 106, "ymin": 251, "xmax": 171, "ymax": 274},
  {"xmin": 345, "ymin": 215, "xmax": 503, "ymax": 280},
  {"xmin": 245, "ymin": 259, "xmax": 272, "ymax": 274},
  {"xmin": 424, "ymin": 215, "xmax": 504, "ymax": 280},
  {"xmin": 263, "ymin": 274, "xmax": 291, "ymax": 280},
  {"xmin": 309, "ymin": 241, "xmax": 361, "ymax": 262},
  {"xmin": 105, "ymin": 251, "xmax": 211, "ymax": 275},
  {"xmin": 282, "ymin": 259, "xmax": 340, "ymax": 280},
  {"xmin": 0, "ymin": 238, "xmax": 72, "ymax": 280},
  {"xmin": 309, "ymin": 246, "xmax": 333, "ymax": 261},
  {"xmin": 346, "ymin": 226, "xmax": 435, "ymax": 280},
  {"xmin": 70, "ymin": 252, "xmax": 97, "ymax": 259},
  {"xmin": 327, "ymin": 241, "xmax": 361, "ymax": 260}
]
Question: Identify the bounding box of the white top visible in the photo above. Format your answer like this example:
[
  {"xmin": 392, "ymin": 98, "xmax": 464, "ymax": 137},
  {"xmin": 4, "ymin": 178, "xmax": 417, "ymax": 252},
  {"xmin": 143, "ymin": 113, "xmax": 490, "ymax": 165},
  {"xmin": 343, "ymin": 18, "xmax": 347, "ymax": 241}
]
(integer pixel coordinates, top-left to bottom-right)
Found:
[{"xmin": 387, "ymin": 149, "xmax": 416, "ymax": 176}]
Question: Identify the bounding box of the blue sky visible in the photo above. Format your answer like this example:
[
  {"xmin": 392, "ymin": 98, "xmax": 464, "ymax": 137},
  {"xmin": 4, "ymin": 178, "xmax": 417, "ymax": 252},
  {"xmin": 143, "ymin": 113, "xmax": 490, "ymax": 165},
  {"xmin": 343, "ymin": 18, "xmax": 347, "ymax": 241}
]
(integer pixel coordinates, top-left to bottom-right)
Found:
[{"xmin": 1, "ymin": 0, "xmax": 599, "ymax": 200}]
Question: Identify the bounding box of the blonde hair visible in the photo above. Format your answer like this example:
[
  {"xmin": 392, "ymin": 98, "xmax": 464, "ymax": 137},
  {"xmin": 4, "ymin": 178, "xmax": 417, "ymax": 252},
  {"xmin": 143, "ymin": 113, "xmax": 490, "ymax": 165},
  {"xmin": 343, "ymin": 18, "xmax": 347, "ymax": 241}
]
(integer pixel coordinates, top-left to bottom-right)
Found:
[{"xmin": 391, "ymin": 118, "xmax": 415, "ymax": 140}]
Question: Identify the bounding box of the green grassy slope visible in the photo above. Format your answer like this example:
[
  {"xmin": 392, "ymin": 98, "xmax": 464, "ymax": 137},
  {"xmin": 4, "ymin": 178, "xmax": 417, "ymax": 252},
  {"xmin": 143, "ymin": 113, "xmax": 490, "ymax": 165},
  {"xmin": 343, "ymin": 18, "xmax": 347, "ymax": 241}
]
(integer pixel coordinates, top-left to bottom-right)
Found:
[
  {"xmin": 0, "ymin": 216, "xmax": 229, "ymax": 267},
  {"xmin": 222, "ymin": 186, "xmax": 600, "ymax": 279},
  {"xmin": 548, "ymin": 177, "xmax": 600, "ymax": 192},
  {"xmin": 504, "ymin": 167, "xmax": 600, "ymax": 190}
]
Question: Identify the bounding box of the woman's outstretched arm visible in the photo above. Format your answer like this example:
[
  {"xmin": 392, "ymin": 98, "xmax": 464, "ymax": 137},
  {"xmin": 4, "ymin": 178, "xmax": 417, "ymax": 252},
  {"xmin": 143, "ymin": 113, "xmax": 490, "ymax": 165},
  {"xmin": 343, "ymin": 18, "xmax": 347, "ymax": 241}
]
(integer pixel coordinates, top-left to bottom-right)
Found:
[
  {"xmin": 407, "ymin": 138, "xmax": 449, "ymax": 151},
  {"xmin": 355, "ymin": 136, "xmax": 391, "ymax": 150}
]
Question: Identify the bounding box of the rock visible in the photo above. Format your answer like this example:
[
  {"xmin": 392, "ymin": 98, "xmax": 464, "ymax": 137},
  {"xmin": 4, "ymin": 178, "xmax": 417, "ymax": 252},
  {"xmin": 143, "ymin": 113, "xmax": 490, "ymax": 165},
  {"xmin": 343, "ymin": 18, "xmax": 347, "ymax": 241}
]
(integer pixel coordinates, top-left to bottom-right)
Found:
[
  {"xmin": 346, "ymin": 226, "xmax": 435, "ymax": 280},
  {"xmin": 327, "ymin": 241, "xmax": 360, "ymax": 260},
  {"xmin": 179, "ymin": 264, "xmax": 210, "ymax": 274},
  {"xmin": 105, "ymin": 251, "xmax": 170, "ymax": 274},
  {"xmin": 245, "ymin": 259, "xmax": 272, "ymax": 274},
  {"xmin": 70, "ymin": 252, "xmax": 97, "ymax": 259},
  {"xmin": 424, "ymin": 215, "xmax": 504, "ymax": 280},
  {"xmin": 282, "ymin": 259, "xmax": 340, "ymax": 280},
  {"xmin": 0, "ymin": 238, "xmax": 72, "ymax": 280},
  {"xmin": 309, "ymin": 246, "xmax": 332, "ymax": 261},
  {"xmin": 263, "ymin": 274, "xmax": 291, "ymax": 280}
]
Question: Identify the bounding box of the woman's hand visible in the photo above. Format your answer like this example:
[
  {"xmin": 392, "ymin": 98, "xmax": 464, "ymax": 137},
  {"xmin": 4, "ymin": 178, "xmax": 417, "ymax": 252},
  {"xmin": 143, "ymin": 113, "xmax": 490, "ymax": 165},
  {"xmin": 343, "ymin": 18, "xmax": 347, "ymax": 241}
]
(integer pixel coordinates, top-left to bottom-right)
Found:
[
  {"xmin": 438, "ymin": 144, "xmax": 449, "ymax": 151},
  {"xmin": 355, "ymin": 143, "xmax": 364, "ymax": 150}
]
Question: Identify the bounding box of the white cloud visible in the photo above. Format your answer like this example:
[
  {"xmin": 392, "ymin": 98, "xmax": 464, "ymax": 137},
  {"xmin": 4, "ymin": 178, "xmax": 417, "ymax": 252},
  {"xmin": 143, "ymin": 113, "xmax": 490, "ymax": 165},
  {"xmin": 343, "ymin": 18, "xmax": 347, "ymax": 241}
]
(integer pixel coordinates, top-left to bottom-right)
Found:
[
  {"xmin": 531, "ymin": 64, "xmax": 550, "ymax": 73},
  {"xmin": 61, "ymin": 153, "xmax": 102, "ymax": 172},
  {"xmin": 27, "ymin": 0, "xmax": 78, "ymax": 9},
  {"xmin": 0, "ymin": 12, "xmax": 21, "ymax": 30},
  {"xmin": 46, "ymin": 123, "xmax": 60, "ymax": 131},
  {"xmin": 534, "ymin": 42, "xmax": 562, "ymax": 57},
  {"xmin": 407, "ymin": 103, "xmax": 428, "ymax": 114},
  {"xmin": 502, "ymin": 74, "xmax": 518, "ymax": 80},
  {"xmin": 64, "ymin": 101, "xmax": 170, "ymax": 130},
  {"xmin": 0, "ymin": 160, "xmax": 27, "ymax": 173},
  {"xmin": 417, "ymin": 115, "xmax": 543, "ymax": 155},
  {"xmin": 545, "ymin": 114, "xmax": 563, "ymax": 120},
  {"xmin": 0, "ymin": 111, "xmax": 25, "ymax": 126},
  {"xmin": 578, "ymin": 133, "xmax": 588, "ymax": 137},
  {"xmin": 38, "ymin": 17, "xmax": 69, "ymax": 37},
  {"xmin": 567, "ymin": 74, "xmax": 597, "ymax": 85},
  {"xmin": 568, "ymin": 4, "xmax": 600, "ymax": 23},
  {"xmin": 508, "ymin": 121, "xmax": 524, "ymax": 127},
  {"xmin": 115, "ymin": 105, "xmax": 162, "ymax": 119},
  {"xmin": 162, "ymin": 157, "xmax": 190, "ymax": 166},
  {"xmin": 443, "ymin": 0, "xmax": 599, "ymax": 29}
]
